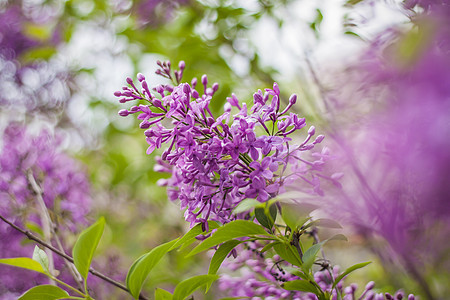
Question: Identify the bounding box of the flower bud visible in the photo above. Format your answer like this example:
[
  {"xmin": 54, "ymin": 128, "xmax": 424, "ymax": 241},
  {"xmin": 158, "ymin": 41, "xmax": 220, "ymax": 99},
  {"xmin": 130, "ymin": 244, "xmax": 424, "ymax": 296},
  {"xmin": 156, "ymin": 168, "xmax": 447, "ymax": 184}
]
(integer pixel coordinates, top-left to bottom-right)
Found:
[
  {"xmin": 289, "ymin": 94, "xmax": 297, "ymax": 104},
  {"xmin": 114, "ymin": 91, "xmax": 122, "ymax": 97},
  {"xmin": 178, "ymin": 60, "xmax": 185, "ymax": 70},
  {"xmin": 365, "ymin": 281, "xmax": 375, "ymax": 291},
  {"xmin": 118, "ymin": 109, "xmax": 129, "ymax": 117},
  {"xmin": 201, "ymin": 74, "xmax": 208, "ymax": 86},
  {"xmin": 308, "ymin": 126, "xmax": 316, "ymax": 135},
  {"xmin": 126, "ymin": 77, "xmax": 133, "ymax": 85},
  {"xmin": 137, "ymin": 73, "xmax": 145, "ymax": 82},
  {"xmin": 212, "ymin": 83, "xmax": 219, "ymax": 92}
]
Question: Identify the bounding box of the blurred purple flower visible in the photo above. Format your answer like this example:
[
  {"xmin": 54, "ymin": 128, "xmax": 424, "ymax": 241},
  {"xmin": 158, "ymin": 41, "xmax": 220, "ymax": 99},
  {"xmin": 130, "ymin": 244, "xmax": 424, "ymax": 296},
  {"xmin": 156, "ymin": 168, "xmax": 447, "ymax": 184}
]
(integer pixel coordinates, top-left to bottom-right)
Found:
[
  {"xmin": 0, "ymin": 124, "xmax": 92, "ymax": 297},
  {"xmin": 322, "ymin": 4, "xmax": 450, "ymax": 298}
]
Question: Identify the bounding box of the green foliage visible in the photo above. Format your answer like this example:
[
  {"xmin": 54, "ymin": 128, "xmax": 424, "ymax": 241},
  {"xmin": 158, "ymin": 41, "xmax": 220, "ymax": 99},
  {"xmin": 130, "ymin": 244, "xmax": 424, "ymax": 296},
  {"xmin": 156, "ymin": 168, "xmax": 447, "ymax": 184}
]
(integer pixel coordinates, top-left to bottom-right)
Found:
[
  {"xmin": 126, "ymin": 239, "xmax": 178, "ymax": 299},
  {"xmin": 282, "ymin": 279, "xmax": 319, "ymax": 294},
  {"xmin": 170, "ymin": 221, "xmax": 221, "ymax": 251},
  {"xmin": 273, "ymin": 242, "xmax": 303, "ymax": 267},
  {"xmin": 155, "ymin": 288, "xmax": 173, "ymax": 300},
  {"xmin": 187, "ymin": 220, "xmax": 272, "ymax": 257},
  {"xmin": 172, "ymin": 274, "xmax": 219, "ymax": 300},
  {"xmin": 32, "ymin": 246, "xmax": 50, "ymax": 274},
  {"xmin": 18, "ymin": 285, "xmax": 70, "ymax": 300},
  {"xmin": 332, "ymin": 261, "xmax": 372, "ymax": 289},
  {"xmin": 72, "ymin": 217, "xmax": 105, "ymax": 295},
  {"xmin": 208, "ymin": 240, "xmax": 242, "ymax": 276},
  {"xmin": 0, "ymin": 257, "xmax": 48, "ymax": 275},
  {"xmin": 254, "ymin": 203, "xmax": 277, "ymax": 230}
]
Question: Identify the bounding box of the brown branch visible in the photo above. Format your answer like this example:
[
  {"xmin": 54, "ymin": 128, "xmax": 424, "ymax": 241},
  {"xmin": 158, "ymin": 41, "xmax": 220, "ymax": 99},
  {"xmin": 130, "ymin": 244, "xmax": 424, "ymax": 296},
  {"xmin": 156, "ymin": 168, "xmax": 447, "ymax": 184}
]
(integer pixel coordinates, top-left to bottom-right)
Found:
[{"xmin": 0, "ymin": 214, "xmax": 149, "ymax": 300}]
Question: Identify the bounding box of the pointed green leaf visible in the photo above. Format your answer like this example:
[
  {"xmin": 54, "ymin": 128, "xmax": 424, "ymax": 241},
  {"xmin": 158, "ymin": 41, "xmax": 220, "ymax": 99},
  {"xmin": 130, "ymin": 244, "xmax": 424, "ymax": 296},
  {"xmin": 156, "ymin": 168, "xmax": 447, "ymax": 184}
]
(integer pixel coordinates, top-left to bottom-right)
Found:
[
  {"xmin": 302, "ymin": 242, "xmax": 325, "ymax": 273},
  {"xmin": 72, "ymin": 217, "xmax": 105, "ymax": 280},
  {"xmin": 314, "ymin": 219, "xmax": 342, "ymax": 229},
  {"xmin": 18, "ymin": 285, "xmax": 69, "ymax": 300},
  {"xmin": 282, "ymin": 280, "xmax": 319, "ymax": 294},
  {"xmin": 332, "ymin": 261, "xmax": 372, "ymax": 289},
  {"xmin": 273, "ymin": 242, "xmax": 302, "ymax": 267},
  {"xmin": 0, "ymin": 258, "xmax": 47, "ymax": 275},
  {"xmin": 32, "ymin": 246, "xmax": 49, "ymax": 274},
  {"xmin": 155, "ymin": 288, "xmax": 173, "ymax": 300},
  {"xmin": 260, "ymin": 241, "xmax": 277, "ymax": 253},
  {"xmin": 233, "ymin": 199, "xmax": 262, "ymax": 214},
  {"xmin": 208, "ymin": 240, "xmax": 242, "ymax": 275},
  {"xmin": 170, "ymin": 221, "xmax": 220, "ymax": 251},
  {"xmin": 255, "ymin": 203, "xmax": 277, "ymax": 230},
  {"xmin": 173, "ymin": 274, "xmax": 219, "ymax": 300},
  {"xmin": 187, "ymin": 220, "xmax": 271, "ymax": 257},
  {"xmin": 126, "ymin": 239, "xmax": 178, "ymax": 299}
]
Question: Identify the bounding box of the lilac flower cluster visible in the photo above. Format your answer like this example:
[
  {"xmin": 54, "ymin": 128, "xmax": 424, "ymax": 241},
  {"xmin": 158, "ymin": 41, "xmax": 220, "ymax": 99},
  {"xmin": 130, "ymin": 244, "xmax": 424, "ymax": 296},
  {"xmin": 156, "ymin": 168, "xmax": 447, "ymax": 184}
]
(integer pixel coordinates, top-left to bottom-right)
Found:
[
  {"xmin": 0, "ymin": 124, "xmax": 91, "ymax": 298},
  {"xmin": 219, "ymin": 243, "xmax": 416, "ymax": 300},
  {"xmin": 116, "ymin": 61, "xmax": 334, "ymax": 227}
]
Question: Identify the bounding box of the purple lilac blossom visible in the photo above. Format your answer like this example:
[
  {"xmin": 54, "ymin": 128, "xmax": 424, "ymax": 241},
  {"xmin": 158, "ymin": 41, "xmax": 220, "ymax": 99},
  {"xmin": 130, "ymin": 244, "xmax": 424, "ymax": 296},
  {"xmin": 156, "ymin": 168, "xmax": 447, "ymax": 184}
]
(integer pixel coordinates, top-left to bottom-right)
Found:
[
  {"xmin": 0, "ymin": 124, "xmax": 91, "ymax": 297},
  {"xmin": 321, "ymin": 2, "xmax": 450, "ymax": 298},
  {"xmin": 219, "ymin": 242, "xmax": 415, "ymax": 300},
  {"xmin": 116, "ymin": 61, "xmax": 338, "ymax": 228}
]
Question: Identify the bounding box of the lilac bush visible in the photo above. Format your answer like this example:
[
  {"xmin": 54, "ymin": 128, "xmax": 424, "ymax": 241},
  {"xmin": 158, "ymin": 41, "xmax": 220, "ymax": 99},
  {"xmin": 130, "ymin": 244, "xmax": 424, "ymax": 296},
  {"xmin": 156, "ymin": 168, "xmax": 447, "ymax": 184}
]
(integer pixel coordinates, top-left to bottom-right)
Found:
[
  {"xmin": 115, "ymin": 60, "xmax": 337, "ymax": 229},
  {"xmin": 318, "ymin": 1, "xmax": 450, "ymax": 297},
  {"xmin": 0, "ymin": 124, "xmax": 91, "ymax": 298}
]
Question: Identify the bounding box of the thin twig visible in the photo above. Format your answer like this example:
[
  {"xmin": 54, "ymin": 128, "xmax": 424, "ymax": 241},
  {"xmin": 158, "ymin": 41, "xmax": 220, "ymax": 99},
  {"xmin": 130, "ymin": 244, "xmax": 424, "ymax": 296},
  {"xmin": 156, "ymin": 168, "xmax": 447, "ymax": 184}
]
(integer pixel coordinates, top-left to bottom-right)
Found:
[
  {"xmin": 0, "ymin": 214, "xmax": 149, "ymax": 300},
  {"xmin": 27, "ymin": 171, "xmax": 84, "ymax": 290}
]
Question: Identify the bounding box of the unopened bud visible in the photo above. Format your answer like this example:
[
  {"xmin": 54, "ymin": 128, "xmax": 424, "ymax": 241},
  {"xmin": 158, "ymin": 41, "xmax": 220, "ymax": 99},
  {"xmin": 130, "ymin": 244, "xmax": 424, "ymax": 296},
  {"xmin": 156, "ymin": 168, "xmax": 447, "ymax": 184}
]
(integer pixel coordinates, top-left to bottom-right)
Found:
[
  {"xmin": 178, "ymin": 60, "xmax": 185, "ymax": 70},
  {"xmin": 118, "ymin": 109, "xmax": 129, "ymax": 116},
  {"xmin": 114, "ymin": 91, "xmax": 122, "ymax": 97},
  {"xmin": 137, "ymin": 73, "xmax": 145, "ymax": 82},
  {"xmin": 126, "ymin": 77, "xmax": 133, "ymax": 84},
  {"xmin": 314, "ymin": 135, "xmax": 325, "ymax": 143},
  {"xmin": 308, "ymin": 126, "xmax": 316, "ymax": 135},
  {"xmin": 191, "ymin": 77, "xmax": 197, "ymax": 88},
  {"xmin": 192, "ymin": 90, "xmax": 199, "ymax": 98},
  {"xmin": 407, "ymin": 295, "xmax": 415, "ymax": 300},
  {"xmin": 289, "ymin": 94, "xmax": 297, "ymax": 104},
  {"xmin": 201, "ymin": 74, "xmax": 208, "ymax": 86},
  {"xmin": 212, "ymin": 82, "xmax": 219, "ymax": 92},
  {"xmin": 365, "ymin": 281, "xmax": 375, "ymax": 291}
]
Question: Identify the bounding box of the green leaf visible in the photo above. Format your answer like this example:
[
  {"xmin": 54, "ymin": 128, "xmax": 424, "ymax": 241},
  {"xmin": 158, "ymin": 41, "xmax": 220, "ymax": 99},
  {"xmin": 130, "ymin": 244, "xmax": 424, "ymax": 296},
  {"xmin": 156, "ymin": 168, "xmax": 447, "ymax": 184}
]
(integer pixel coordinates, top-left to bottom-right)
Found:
[
  {"xmin": 332, "ymin": 261, "xmax": 372, "ymax": 289},
  {"xmin": 126, "ymin": 239, "xmax": 178, "ymax": 299},
  {"xmin": 314, "ymin": 219, "xmax": 342, "ymax": 229},
  {"xmin": 233, "ymin": 198, "xmax": 262, "ymax": 214},
  {"xmin": 255, "ymin": 203, "xmax": 277, "ymax": 230},
  {"xmin": 0, "ymin": 258, "xmax": 47, "ymax": 275},
  {"xmin": 72, "ymin": 217, "xmax": 105, "ymax": 280},
  {"xmin": 32, "ymin": 246, "xmax": 49, "ymax": 274},
  {"xmin": 172, "ymin": 274, "xmax": 219, "ymax": 300},
  {"xmin": 170, "ymin": 221, "xmax": 220, "ymax": 251},
  {"xmin": 187, "ymin": 220, "xmax": 271, "ymax": 257},
  {"xmin": 273, "ymin": 242, "xmax": 302, "ymax": 267},
  {"xmin": 302, "ymin": 242, "xmax": 325, "ymax": 273},
  {"xmin": 282, "ymin": 280, "xmax": 319, "ymax": 294},
  {"xmin": 260, "ymin": 241, "xmax": 277, "ymax": 253},
  {"xmin": 18, "ymin": 285, "xmax": 70, "ymax": 300},
  {"xmin": 208, "ymin": 240, "xmax": 242, "ymax": 275},
  {"xmin": 155, "ymin": 288, "xmax": 173, "ymax": 300}
]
